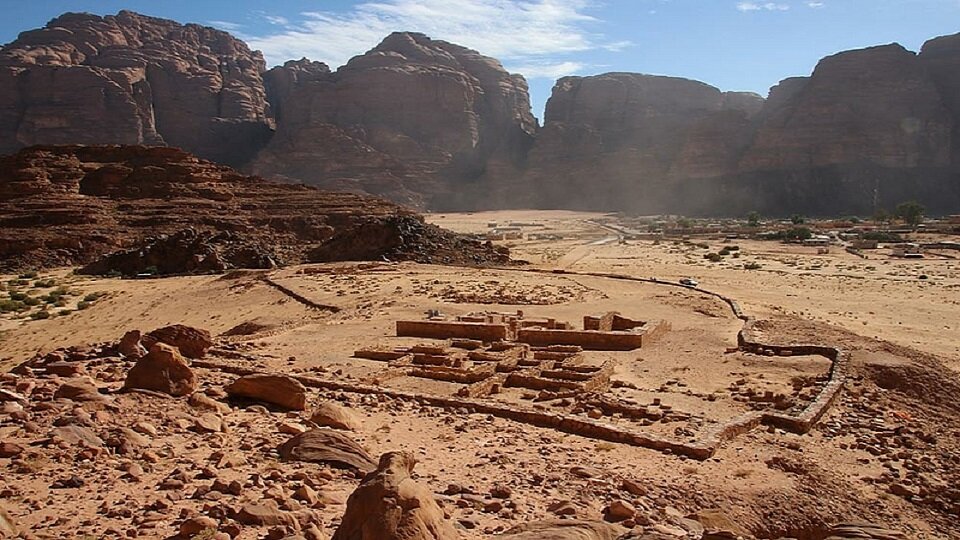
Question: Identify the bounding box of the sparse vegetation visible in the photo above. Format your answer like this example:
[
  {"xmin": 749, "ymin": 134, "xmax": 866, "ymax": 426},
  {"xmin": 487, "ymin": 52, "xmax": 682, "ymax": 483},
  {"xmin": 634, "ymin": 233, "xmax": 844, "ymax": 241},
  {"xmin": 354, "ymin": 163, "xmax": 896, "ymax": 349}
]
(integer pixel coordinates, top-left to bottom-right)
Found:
[
  {"xmin": 895, "ymin": 200, "xmax": 925, "ymax": 227},
  {"xmin": 747, "ymin": 211, "xmax": 760, "ymax": 227},
  {"xmin": 744, "ymin": 262, "xmax": 762, "ymax": 270},
  {"xmin": 704, "ymin": 252, "xmax": 723, "ymax": 262},
  {"xmin": 790, "ymin": 214, "xmax": 805, "ymax": 225}
]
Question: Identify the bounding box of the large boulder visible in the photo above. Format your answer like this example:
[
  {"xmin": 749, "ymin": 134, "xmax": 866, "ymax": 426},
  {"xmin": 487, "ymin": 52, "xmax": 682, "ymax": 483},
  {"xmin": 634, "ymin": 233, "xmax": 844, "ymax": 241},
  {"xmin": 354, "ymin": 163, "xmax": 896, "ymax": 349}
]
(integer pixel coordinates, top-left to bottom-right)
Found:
[
  {"xmin": 53, "ymin": 377, "xmax": 108, "ymax": 402},
  {"xmin": 498, "ymin": 520, "xmax": 626, "ymax": 540},
  {"xmin": 332, "ymin": 451, "xmax": 458, "ymax": 540},
  {"xmin": 278, "ymin": 429, "xmax": 376, "ymax": 472},
  {"xmin": 143, "ymin": 324, "xmax": 213, "ymax": 359},
  {"xmin": 225, "ymin": 374, "xmax": 307, "ymax": 410},
  {"xmin": 310, "ymin": 402, "xmax": 361, "ymax": 431},
  {"xmin": 122, "ymin": 342, "xmax": 198, "ymax": 397}
]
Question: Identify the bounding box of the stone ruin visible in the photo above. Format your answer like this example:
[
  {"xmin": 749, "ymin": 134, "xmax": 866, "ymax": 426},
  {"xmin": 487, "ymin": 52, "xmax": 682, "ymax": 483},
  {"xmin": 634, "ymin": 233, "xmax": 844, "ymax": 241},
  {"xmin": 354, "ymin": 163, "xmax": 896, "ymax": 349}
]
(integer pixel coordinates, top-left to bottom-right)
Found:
[{"xmin": 394, "ymin": 310, "xmax": 670, "ymax": 351}]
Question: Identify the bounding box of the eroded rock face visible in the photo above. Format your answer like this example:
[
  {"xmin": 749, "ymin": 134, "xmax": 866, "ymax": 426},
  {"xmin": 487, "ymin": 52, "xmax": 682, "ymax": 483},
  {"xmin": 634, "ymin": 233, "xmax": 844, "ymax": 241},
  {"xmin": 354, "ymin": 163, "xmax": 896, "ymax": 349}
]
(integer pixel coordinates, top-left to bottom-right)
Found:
[
  {"xmin": 0, "ymin": 145, "xmax": 512, "ymax": 273},
  {"xmin": 0, "ymin": 11, "xmax": 272, "ymax": 165},
  {"xmin": 522, "ymin": 39, "xmax": 960, "ymax": 216},
  {"xmin": 279, "ymin": 429, "xmax": 377, "ymax": 472},
  {"xmin": 332, "ymin": 451, "xmax": 458, "ymax": 540},
  {"xmin": 252, "ymin": 31, "xmax": 538, "ymax": 209},
  {"xmin": 522, "ymin": 73, "xmax": 761, "ymax": 212}
]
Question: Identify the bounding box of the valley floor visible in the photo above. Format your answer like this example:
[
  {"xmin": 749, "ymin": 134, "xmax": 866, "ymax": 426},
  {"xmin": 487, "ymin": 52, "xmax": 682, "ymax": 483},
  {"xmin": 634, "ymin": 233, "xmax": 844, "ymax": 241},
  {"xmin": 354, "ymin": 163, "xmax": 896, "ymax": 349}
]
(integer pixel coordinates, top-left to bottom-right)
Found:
[{"xmin": 0, "ymin": 210, "xmax": 958, "ymax": 539}]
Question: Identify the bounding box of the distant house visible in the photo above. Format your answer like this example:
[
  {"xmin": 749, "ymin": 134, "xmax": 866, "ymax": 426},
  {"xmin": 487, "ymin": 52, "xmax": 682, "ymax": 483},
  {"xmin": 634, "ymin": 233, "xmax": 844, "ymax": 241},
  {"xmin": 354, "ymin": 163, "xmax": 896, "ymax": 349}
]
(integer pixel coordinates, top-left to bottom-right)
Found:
[
  {"xmin": 802, "ymin": 235, "xmax": 831, "ymax": 246},
  {"xmin": 850, "ymin": 238, "xmax": 879, "ymax": 249}
]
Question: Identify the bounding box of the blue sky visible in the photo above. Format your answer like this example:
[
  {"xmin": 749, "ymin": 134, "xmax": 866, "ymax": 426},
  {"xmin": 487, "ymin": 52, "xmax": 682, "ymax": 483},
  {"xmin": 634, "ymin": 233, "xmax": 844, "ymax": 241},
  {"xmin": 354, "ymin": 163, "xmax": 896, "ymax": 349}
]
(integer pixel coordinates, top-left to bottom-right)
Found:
[{"xmin": 3, "ymin": 1, "xmax": 958, "ymax": 119}]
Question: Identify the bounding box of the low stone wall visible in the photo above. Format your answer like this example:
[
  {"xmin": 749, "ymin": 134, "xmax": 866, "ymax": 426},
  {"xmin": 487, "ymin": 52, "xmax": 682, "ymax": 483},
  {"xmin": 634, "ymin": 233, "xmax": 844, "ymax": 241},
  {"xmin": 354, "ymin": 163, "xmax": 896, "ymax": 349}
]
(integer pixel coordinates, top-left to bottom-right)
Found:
[{"xmin": 396, "ymin": 320, "xmax": 508, "ymax": 342}]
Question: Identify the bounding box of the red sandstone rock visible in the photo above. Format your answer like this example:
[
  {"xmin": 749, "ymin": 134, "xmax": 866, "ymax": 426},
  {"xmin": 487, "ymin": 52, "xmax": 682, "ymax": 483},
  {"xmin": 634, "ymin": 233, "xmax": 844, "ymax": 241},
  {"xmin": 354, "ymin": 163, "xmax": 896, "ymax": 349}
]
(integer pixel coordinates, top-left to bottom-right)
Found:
[
  {"xmin": 498, "ymin": 519, "xmax": 626, "ymax": 540},
  {"xmin": 225, "ymin": 374, "xmax": 306, "ymax": 410},
  {"xmin": 278, "ymin": 429, "xmax": 376, "ymax": 472},
  {"xmin": 142, "ymin": 324, "xmax": 213, "ymax": 359},
  {"xmin": 331, "ymin": 451, "xmax": 458, "ymax": 540},
  {"xmin": 123, "ymin": 343, "xmax": 197, "ymax": 397},
  {"xmin": 309, "ymin": 402, "xmax": 361, "ymax": 431},
  {"xmin": 0, "ymin": 145, "xmax": 511, "ymax": 273},
  {"xmin": 252, "ymin": 32, "xmax": 537, "ymax": 209},
  {"xmin": 0, "ymin": 11, "xmax": 271, "ymax": 165}
]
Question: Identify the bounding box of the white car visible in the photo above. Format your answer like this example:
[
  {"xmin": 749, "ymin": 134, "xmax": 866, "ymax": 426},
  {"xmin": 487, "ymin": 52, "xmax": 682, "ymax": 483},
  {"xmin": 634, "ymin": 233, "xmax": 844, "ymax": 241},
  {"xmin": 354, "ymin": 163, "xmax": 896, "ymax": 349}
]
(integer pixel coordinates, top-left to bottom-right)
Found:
[{"xmin": 679, "ymin": 278, "xmax": 699, "ymax": 287}]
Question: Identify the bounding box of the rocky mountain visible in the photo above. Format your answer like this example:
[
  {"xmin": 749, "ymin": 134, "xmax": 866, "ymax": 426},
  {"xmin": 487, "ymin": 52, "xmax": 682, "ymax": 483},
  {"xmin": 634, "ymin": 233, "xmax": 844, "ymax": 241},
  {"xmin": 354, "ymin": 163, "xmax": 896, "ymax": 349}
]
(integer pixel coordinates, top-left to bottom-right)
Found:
[
  {"xmin": 250, "ymin": 32, "xmax": 538, "ymax": 209},
  {"xmin": 0, "ymin": 11, "xmax": 272, "ymax": 166},
  {"xmin": 0, "ymin": 11, "xmax": 958, "ymax": 216},
  {"xmin": 0, "ymin": 145, "xmax": 510, "ymax": 273},
  {"xmin": 521, "ymin": 38, "xmax": 960, "ymax": 216}
]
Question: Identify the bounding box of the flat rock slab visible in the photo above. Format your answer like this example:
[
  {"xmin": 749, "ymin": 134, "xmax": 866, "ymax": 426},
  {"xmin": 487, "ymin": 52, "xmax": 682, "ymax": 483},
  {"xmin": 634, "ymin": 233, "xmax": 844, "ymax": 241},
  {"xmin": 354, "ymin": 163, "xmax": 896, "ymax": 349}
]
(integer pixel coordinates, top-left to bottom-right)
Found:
[
  {"xmin": 226, "ymin": 374, "xmax": 307, "ymax": 410},
  {"xmin": 278, "ymin": 429, "xmax": 376, "ymax": 472},
  {"xmin": 499, "ymin": 519, "xmax": 627, "ymax": 540}
]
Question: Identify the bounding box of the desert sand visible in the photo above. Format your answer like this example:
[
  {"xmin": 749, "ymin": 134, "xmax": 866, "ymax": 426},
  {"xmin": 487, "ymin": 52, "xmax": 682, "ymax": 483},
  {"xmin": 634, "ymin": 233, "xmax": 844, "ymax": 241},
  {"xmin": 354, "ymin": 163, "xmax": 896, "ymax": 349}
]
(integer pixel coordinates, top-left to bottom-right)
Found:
[{"xmin": 0, "ymin": 211, "xmax": 957, "ymax": 539}]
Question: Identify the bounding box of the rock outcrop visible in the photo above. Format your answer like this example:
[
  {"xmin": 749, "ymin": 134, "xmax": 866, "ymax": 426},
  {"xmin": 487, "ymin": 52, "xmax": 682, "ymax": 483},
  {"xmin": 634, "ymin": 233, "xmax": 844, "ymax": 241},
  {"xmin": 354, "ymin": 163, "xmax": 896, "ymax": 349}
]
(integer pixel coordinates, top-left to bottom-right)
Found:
[
  {"xmin": 332, "ymin": 451, "xmax": 458, "ymax": 540},
  {"xmin": 0, "ymin": 145, "xmax": 512, "ymax": 273},
  {"xmin": 252, "ymin": 32, "xmax": 538, "ymax": 209},
  {"xmin": 0, "ymin": 11, "xmax": 272, "ymax": 165}
]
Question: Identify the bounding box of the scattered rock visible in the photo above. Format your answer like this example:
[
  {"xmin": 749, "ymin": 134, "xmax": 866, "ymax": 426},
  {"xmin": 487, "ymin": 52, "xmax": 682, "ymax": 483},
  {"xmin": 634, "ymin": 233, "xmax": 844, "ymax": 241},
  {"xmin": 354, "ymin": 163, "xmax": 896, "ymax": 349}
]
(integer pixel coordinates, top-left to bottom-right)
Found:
[
  {"xmin": 235, "ymin": 500, "xmax": 295, "ymax": 527},
  {"xmin": 0, "ymin": 505, "xmax": 17, "ymax": 537}
]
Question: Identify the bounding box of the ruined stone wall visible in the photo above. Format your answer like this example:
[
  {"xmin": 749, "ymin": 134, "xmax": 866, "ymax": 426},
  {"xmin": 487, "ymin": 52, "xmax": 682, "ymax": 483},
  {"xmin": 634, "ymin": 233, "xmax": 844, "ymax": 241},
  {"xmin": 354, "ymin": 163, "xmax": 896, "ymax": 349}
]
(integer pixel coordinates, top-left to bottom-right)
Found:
[{"xmin": 396, "ymin": 320, "xmax": 508, "ymax": 342}]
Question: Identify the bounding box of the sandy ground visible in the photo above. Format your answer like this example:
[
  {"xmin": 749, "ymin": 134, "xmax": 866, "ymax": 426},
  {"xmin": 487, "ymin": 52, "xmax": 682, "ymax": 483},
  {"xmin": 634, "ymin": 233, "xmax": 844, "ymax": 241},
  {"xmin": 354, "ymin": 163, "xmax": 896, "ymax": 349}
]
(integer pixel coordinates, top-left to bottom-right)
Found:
[{"xmin": 1, "ymin": 211, "xmax": 958, "ymax": 539}]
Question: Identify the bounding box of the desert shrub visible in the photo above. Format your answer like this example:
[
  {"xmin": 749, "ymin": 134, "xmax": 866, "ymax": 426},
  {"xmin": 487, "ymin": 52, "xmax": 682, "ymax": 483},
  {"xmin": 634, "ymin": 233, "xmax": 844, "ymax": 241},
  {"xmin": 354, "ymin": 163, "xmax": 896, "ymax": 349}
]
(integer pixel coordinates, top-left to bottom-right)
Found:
[
  {"xmin": 696, "ymin": 242, "xmax": 709, "ymax": 249},
  {"xmin": 77, "ymin": 301, "xmax": 91, "ymax": 310},
  {"xmin": 32, "ymin": 278, "xmax": 57, "ymax": 288},
  {"xmin": 18, "ymin": 271, "xmax": 38, "ymax": 279},
  {"xmin": 8, "ymin": 291, "xmax": 27, "ymax": 301},
  {"xmin": 704, "ymin": 253, "xmax": 723, "ymax": 262},
  {"xmin": 726, "ymin": 245, "xmax": 740, "ymax": 251},
  {"xmin": 7, "ymin": 279, "xmax": 29, "ymax": 286},
  {"xmin": 83, "ymin": 291, "xmax": 106, "ymax": 302},
  {"xmin": 22, "ymin": 297, "xmax": 41, "ymax": 306},
  {"xmin": 744, "ymin": 262, "xmax": 762, "ymax": 270},
  {"xmin": 30, "ymin": 310, "xmax": 51, "ymax": 320},
  {"xmin": 0, "ymin": 299, "xmax": 27, "ymax": 312}
]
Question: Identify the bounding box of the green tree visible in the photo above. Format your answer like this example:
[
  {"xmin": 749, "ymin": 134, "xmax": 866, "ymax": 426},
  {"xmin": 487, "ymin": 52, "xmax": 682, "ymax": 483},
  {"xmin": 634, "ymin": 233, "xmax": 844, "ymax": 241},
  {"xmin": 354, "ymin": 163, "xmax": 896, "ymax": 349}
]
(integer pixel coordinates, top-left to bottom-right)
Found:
[
  {"xmin": 747, "ymin": 211, "xmax": 760, "ymax": 227},
  {"xmin": 895, "ymin": 201, "xmax": 925, "ymax": 227},
  {"xmin": 790, "ymin": 214, "xmax": 805, "ymax": 225}
]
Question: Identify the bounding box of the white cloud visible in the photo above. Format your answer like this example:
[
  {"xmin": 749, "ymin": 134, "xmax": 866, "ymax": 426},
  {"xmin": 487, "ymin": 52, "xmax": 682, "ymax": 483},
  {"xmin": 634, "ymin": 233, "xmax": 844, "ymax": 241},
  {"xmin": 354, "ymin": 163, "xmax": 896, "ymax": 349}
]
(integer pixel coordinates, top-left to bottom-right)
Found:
[
  {"xmin": 263, "ymin": 15, "xmax": 290, "ymax": 26},
  {"xmin": 506, "ymin": 60, "xmax": 586, "ymax": 79},
  {"xmin": 208, "ymin": 20, "xmax": 243, "ymax": 32},
  {"xmin": 806, "ymin": 1, "xmax": 825, "ymax": 7},
  {"xmin": 736, "ymin": 2, "xmax": 790, "ymax": 11},
  {"xmin": 237, "ymin": 0, "xmax": 627, "ymax": 79}
]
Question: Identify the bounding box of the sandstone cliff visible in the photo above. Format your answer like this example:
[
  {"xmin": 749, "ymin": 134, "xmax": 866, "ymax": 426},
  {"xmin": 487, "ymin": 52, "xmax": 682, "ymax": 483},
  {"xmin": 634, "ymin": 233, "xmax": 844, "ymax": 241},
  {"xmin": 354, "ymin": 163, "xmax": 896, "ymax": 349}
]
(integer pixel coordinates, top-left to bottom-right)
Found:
[
  {"xmin": 0, "ymin": 145, "xmax": 510, "ymax": 273},
  {"xmin": 251, "ymin": 32, "xmax": 538, "ymax": 209},
  {"xmin": 521, "ymin": 73, "xmax": 763, "ymax": 211},
  {"xmin": 521, "ymin": 40, "xmax": 960, "ymax": 216},
  {"xmin": 0, "ymin": 11, "xmax": 272, "ymax": 166}
]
